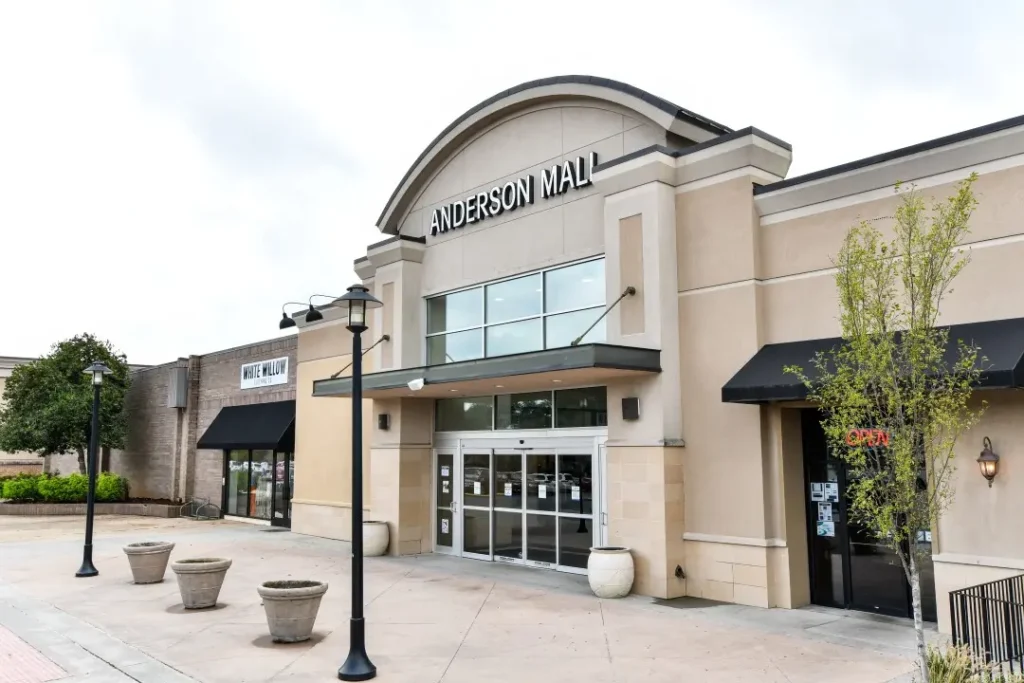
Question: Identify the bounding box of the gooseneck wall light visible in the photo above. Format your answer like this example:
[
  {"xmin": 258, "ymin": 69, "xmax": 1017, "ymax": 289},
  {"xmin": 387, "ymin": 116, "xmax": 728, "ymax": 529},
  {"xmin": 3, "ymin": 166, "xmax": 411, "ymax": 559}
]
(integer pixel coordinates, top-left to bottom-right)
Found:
[
  {"xmin": 76, "ymin": 361, "xmax": 112, "ymax": 578},
  {"xmin": 978, "ymin": 437, "xmax": 1000, "ymax": 487}
]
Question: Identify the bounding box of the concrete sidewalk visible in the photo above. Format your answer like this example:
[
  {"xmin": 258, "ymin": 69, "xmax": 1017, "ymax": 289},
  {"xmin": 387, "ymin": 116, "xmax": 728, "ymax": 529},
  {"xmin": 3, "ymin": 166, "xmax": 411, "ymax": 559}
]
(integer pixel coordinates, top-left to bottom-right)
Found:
[{"xmin": 0, "ymin": 516, "xmax": 923, "ymax": 682}]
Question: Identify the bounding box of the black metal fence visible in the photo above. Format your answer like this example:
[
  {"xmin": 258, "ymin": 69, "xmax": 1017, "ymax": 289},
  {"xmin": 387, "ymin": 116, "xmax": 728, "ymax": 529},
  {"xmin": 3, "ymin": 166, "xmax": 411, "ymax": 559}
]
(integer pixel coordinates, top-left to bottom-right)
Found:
[{"xmin": 950, "ymin": 573, "xmax": 1024, "ymax": 673}]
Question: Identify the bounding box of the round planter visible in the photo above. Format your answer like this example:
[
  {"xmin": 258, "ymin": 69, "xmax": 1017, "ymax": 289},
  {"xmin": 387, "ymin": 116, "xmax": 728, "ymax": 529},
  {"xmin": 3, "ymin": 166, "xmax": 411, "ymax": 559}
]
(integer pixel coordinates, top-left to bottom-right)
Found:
[
  {"xmin": 257, "ymin": 580, "xmax": 329, "ymax": 643},
  {"xmin": 170, "ymin": 558, "xmax": 232, "ymax": 609},
  {"xmin": 587, "ymin": 546, "xmax": 634, "ymax": 598},
  {"xmin": 363, "ymin": 521, "xmax": 389, "ymax": 557},
  {"xmin": 123, "ymin": 541, "xmax": 174, "ymax": 584}
]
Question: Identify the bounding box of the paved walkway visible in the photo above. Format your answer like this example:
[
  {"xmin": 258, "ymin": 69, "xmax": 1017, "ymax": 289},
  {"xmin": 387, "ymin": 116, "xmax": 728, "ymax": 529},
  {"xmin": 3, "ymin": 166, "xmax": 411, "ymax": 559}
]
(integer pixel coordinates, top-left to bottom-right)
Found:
[{"xmin": 0, "ymin": 516, "xmax": 927, "ymax": 682}]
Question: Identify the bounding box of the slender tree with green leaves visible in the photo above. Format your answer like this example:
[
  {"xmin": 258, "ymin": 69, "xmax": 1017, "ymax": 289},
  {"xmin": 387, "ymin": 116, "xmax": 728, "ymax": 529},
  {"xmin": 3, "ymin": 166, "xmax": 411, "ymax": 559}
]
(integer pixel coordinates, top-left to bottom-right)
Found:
[
  {"xmin": 786, "ymin": 174, "xmax": 985, "ymax": 681},
  {"xmin": 0, "ymin": 334, "xmax": 131, "ymax": 474}
]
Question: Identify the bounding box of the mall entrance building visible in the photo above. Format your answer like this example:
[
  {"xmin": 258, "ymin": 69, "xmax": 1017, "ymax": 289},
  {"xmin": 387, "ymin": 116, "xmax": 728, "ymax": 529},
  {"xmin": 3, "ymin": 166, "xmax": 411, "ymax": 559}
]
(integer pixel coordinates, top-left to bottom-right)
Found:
[{"xmin": 273, "ymin": 76, "xmax": 1024, "ymax": 634}]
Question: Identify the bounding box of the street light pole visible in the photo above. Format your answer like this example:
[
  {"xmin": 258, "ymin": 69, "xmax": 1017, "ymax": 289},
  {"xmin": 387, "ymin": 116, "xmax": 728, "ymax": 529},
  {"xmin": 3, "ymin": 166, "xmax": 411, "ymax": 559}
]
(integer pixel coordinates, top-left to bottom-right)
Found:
[
  {"xmin": 334, "ymin": 284, "xmax": 381, "ymax": 682},
  {"xmin": 77, "ymin": 361, "xmax": 111, "ymax": 578}
]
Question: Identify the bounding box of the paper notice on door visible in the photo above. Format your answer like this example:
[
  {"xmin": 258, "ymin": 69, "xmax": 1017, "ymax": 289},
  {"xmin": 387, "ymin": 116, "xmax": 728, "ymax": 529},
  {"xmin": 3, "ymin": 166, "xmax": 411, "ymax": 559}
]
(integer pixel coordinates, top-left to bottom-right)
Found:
[
  {"xmin": 504, "ymin": 482, "xmax": 512, "ymax": 497},
  {"xmin": 538, "ymin": 484, "xmax": 547, "ymax": 499},
  {"xmin": 441, "ymin": 466, "xmax": 449, "ymax": 477},
  {"xmin": 571, "ymin": 485, "xmax": 581, "ymax": 501},
  {"xmin": 824, "ymin": 482, "xmax": 840, "ymax": 502},
  {"xmin": 441, "ymin": 519, "xmax": 449, "ymax": 534},
  {"xmin": 473, "ymin": 481, "xmax": 481, "ymax": 495},
  {"xmin": 442, "ymin": 480, "xmax": 449, "ymax": 494},
  {"xmin": 816, "ymin": 520, "xmax": 835, "ymax": 537},
  {"xmin": 817, "ymin": 502, "xmax": 832, "ymax": 522},
  {"xmin": 810, "ymin": 483, "xmax": 824, "ymax": 502}
]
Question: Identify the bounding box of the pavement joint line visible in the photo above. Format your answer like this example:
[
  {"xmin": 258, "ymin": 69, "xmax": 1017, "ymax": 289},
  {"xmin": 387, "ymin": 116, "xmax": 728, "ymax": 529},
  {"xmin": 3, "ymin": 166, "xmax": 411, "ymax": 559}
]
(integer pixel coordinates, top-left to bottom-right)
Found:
[
  {"xmin": 437, "ymin": 580, "xmax": 496, "ymax": 683},
  {"xmin": 598, "ymin": 601, "xmax": 612, "ymax": 664},
  {"xmin": 0, "ymin": 578, "xmax": 199, "ymax": 683}
]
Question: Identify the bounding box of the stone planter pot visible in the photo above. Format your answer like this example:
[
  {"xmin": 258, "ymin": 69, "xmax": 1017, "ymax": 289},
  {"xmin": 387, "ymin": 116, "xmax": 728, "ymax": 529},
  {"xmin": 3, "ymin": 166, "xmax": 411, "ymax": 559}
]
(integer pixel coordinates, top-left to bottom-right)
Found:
[
  {"xmin": 587, "ymin": 546, "xmax": 634, "ymax": 598},
  {"xmin": 257, "ymin": 580, "xmax": 329, "ymax": 643},
  {"xmin": 123, "ymin": 541, "xmax": 174, "ymax": 584},
  {"xmin": 171, "ymin": 558, "xmax": 232, "ymax": 609},
  {"xmin": 363, "ymin": 520, "xmax": 389, "ymax": 557}
]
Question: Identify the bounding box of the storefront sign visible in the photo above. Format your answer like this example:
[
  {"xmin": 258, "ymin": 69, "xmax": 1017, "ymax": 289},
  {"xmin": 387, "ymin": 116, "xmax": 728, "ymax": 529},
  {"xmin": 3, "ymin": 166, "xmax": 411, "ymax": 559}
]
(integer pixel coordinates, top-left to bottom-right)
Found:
[
  {"xmin": 429, "ymin": 152, "xmax": 598, "ymax": 236},
  {"xmin": 845, "ymin": 428, "xmax": 890, "ymax": 447},
  {"xmin": 240, "ymin": 357, "xmax": 289, "ymax": 390}
]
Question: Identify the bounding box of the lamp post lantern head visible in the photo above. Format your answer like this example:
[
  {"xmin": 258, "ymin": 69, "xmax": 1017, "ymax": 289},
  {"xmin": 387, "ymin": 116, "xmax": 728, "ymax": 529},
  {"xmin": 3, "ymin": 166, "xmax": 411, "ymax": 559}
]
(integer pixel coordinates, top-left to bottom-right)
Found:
[
  {"xmin": 978, "ymin": 437, "xmax": 1000, "ymax": 488},
  {"xmin": 279, "ymin": 312, "xmax": 297, "ymax": 330},
  {"xmin": 84, "ymin": 362, "xmax": 112, "ymax": 386},
  {"xmin": 304, "ymin": 304, "xmax": 324, "ymax": 323},
  {"xmin": 333, "ymin": 284, "xmax": 382, "ymax": 332}
]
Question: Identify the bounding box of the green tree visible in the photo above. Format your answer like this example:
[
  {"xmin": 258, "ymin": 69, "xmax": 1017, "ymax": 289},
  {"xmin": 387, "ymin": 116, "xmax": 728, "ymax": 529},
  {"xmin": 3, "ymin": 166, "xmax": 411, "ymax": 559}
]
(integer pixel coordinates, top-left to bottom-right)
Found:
[
  {"xmin": 786, "ymin": 175, "xmax": 984, "ymax": 682},
  {"xmin": 0, "ymin": 334, "xmax": 131, "ymax": 475}
]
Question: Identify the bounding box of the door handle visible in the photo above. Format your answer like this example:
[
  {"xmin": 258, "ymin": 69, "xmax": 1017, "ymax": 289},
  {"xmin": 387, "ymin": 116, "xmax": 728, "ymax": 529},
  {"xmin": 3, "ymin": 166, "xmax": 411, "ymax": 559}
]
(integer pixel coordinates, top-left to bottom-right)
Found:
[{"xmin": 450, "ymin": 501, "xmax": 458, "ymax": 513}]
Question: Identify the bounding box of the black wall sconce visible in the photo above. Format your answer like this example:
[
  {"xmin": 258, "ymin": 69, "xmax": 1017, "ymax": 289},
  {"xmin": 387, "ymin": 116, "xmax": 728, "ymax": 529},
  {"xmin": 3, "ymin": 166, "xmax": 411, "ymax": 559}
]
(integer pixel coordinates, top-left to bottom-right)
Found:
[
  {"xmin": 622, "ymin": 397, "xmax": 640, "ymax": 421},
  {"xmin": 378, "ymin": 414, "xmax": 390, "ymax": 431},
  {"xmin": 978, "ymin": 437, "xmax": 1000, "ymax": 487}
]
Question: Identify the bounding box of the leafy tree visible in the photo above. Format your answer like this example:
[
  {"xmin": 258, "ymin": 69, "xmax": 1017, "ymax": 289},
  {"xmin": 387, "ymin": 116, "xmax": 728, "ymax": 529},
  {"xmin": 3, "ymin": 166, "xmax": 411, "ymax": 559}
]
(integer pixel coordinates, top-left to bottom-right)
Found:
[
  {"xmin": 0, "ymin": 334, "xmax": 131, "ymax": 474},
  {"xmin": 786, "ymin": 175, "xmax": 984, "ymax": 681}
]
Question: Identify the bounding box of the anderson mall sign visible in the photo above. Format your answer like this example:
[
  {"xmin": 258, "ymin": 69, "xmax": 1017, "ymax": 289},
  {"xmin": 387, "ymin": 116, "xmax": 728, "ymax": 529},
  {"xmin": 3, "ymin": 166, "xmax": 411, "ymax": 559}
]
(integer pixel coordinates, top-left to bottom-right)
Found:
[{"xmin": 429, "ymin": 152, "xmax": 598, "ymax": 237}]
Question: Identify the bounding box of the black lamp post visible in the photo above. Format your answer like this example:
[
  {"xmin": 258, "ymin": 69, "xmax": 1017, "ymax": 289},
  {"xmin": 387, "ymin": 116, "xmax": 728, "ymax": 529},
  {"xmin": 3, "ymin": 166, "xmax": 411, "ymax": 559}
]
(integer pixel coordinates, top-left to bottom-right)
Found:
[
  {"xmin": 333, "ymin": 284, "xmax": 382, "ymax": 681},
  {"xmin": 76, "ymin": 361, "xmax": 112, "ymax": 578}
]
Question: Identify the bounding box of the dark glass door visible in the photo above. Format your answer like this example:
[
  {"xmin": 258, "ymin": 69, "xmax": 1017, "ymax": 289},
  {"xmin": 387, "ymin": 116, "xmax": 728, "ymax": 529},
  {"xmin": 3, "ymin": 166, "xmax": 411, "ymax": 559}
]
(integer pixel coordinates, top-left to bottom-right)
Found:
[
  {"xmin": 271, "ymin": 452, "xmax": 292, "ymax": 528},
  {"xmin": 801, "ymin": 410, "xmax": 936, "ymax": 621}
]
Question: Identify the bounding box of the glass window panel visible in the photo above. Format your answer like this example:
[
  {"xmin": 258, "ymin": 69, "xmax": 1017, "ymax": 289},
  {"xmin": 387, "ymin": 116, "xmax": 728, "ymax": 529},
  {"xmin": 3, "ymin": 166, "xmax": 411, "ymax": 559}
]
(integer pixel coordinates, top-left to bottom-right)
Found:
[
  {"xmin": 558, "ymin": 454, "xmax": 592, "ymax": 515},
  {"xmin": 545, "ymin": 307, "xmax": 605, "ymax": 349},
  {"xmin": 544, "ymin": 259, "xmax": 604, "ymax": 314},
  {"xmin": 486, "ymin": 273, "xmax": 542, "ymax": 324},
  {"xmin": 435, "ymin": 397, "xmax": 493, "ymax": 432},
  {"xmin": 525, "ymin": 454, "xmax": 556, "ymax": 512},
  {"xmin": 525, "ymin": 514, "xmax": 557, "ymax": 564},
  {"xmin": 226, "ymin": 450, "xmax": 250, "ymax": 516},
  {"xmin": 427, "ymin": 288, "xmax": 482, "ymax": 333},
  {"xmin": 427, "ymin": 329, "xmax": 482, "ymax": 365},
  {"xmin": 463, "ymin": 452, "xmax": 490, "ymax": 507},
  {"xmin": 486, "ymin": 318, "xmax": 542, "ymax": 357},
  {"xmin": 496, "ymin": 392, "xmax": 552, "ymax": 430},
  {"xmin": 463, "ymin": 508, "xmax": 490, "ymax": 555},
  {"xmin": 251, "ymin": 450, "xmax": 274, "ymax": 520},
  {"xmin": 494, "ymin": 511, "xmax": 523, "ymax": 561},
  {"xmin": 558, "ymin": 516, "xmax": 592, "ymax": 569},
  {"xmin": 555, "ymin": 387, "xmax": 608, "ymax": 428},
  {"xmin": 494, "ymin": 454, "xmax": 523, "ymax": 510}
]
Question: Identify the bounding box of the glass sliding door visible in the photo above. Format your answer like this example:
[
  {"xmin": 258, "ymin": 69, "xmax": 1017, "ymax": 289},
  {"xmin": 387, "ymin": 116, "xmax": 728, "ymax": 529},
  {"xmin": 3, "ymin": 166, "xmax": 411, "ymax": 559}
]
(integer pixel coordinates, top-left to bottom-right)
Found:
[
  {"xmin": 462, "ymin": 450, "xmax": 492, "ymax": 558},
  {"xmin": 494, "ymin": 452, "xmax": 523, "ymax": 562},
  {"xmin": 225, "ymin": 450, "xmax": 250, "ymax": 516},
  {"xmin": 556, "ymin": 452, "xmax": 593, "ymax": 569}
]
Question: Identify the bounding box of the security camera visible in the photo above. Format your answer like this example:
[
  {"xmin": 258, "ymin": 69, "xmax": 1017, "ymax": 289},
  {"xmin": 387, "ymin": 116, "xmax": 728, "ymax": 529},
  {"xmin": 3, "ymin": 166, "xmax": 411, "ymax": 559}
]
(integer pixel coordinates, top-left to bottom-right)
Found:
[{"xmin": 407, "ymin": 378, "xmax": 425, "ymax": 391}]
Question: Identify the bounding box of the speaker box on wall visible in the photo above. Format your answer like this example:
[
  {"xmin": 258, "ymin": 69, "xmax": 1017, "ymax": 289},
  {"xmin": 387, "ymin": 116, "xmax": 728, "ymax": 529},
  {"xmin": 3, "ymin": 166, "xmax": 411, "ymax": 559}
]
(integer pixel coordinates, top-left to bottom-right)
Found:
[{"xmin": 622, "ymin": 397, "xmax": 640, "ymax": 421}]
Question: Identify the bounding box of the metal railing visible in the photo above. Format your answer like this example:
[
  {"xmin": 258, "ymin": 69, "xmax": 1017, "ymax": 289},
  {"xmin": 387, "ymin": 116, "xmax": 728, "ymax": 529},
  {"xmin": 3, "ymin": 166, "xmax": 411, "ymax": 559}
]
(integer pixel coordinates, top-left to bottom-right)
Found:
[{"xmin": 950, "ymin": 573, "xmax": 1024, "ymax": 673}]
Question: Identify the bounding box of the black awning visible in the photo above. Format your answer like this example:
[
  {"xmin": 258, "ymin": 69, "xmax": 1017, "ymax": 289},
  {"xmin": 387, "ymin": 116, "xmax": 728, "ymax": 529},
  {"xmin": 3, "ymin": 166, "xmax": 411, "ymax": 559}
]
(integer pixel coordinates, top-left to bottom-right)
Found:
[
  {"xmin": 197, "ymin": 400, "xmax": 296, "ymax": 451},
  {"xmin": 722, "ymin": 317, "xmax": 1024, "ymax": 404}
]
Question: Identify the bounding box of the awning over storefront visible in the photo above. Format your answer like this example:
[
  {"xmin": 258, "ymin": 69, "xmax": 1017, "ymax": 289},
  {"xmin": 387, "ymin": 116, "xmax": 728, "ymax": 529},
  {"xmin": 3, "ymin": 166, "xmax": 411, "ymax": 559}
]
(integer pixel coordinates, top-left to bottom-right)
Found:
[
  {"xmin": 722, "ymin": 317, "xmax": 1024, "ymax": 404},
  {"xmin": 313, "ymin": 344, "xmax": 661, "ymax": 399},
  {"xmin": 197, "ymin": 400, "xmax": 296, "ymax": 451}
]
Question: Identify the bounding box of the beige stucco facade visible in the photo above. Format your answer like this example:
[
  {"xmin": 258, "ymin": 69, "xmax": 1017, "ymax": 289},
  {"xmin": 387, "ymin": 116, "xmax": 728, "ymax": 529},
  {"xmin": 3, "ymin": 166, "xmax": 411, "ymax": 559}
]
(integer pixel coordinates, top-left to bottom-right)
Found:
[{"xmin": 287, "ymin": 76, "xmax": 1024, "ymax": 632}]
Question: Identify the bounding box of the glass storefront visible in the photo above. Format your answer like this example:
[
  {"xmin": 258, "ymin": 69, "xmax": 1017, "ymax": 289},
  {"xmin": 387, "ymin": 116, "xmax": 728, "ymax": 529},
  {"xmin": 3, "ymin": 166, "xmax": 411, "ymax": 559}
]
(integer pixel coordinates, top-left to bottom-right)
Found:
[
  {"xmin": 435, "ymin": 386, "xmax": 607, "ymax": 432},
  {"xmin": 222, "ymin": 449, "xmax": 293, "ymax": 527},
  {"xmin": 425, "ymin": 257, "xmax": 606, "ymax": 364}
]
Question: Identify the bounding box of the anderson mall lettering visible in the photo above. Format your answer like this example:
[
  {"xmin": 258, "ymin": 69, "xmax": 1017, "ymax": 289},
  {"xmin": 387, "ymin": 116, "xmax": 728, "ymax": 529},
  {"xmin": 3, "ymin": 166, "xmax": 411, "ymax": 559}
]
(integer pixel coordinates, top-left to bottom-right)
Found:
[{"xmin": 429, "ymin": 152, "xmax": 598, "ymax": 236}]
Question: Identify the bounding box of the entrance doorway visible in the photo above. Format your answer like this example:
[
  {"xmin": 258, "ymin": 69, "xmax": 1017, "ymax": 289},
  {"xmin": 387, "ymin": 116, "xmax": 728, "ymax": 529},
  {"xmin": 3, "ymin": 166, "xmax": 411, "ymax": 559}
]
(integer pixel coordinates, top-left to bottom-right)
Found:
[
  {"xmin": 433, "ymin": 437, "xmax": 601, "ymax": 573},
  {"xmin": 801, "ymin": 410, "xmax": 936, "ymax": 621},
  {"xmin": 222, "ymin": 449, "xmax": 293, "ymax": 527}
]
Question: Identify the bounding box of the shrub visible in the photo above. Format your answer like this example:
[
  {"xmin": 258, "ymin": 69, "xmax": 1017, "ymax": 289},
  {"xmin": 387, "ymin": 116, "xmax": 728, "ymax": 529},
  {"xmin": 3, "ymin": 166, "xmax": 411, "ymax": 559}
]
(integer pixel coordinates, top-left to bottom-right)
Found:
[
  {"xmin": 2, "ymin": 474, "xmax": 41, "ymax": 501},
  {"xmin": 96, "ymin": 473, "xmax": 129, "ymax": 502},
  {"xmin": 37, "ymin": 474, "xmax": 89, "ymax": 503},
  {"xmin": 927, "ymin": 644, "xmax": 1024, "ymax": 682}
]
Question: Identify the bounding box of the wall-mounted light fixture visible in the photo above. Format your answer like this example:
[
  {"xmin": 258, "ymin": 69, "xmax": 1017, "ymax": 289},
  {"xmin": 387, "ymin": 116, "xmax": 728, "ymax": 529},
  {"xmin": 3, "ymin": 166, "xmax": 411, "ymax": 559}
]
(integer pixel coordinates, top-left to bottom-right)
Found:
[
  {"xmin": 978, "ymin": 437, "xmax": 1000, "ymax": 487},
  {"xmin": 378, "ymin": 414, "xmax": 390, "ymax": 431},
  {"xmin": 622, "ymin": 397, "xmax": 640, "ymax": 421}
]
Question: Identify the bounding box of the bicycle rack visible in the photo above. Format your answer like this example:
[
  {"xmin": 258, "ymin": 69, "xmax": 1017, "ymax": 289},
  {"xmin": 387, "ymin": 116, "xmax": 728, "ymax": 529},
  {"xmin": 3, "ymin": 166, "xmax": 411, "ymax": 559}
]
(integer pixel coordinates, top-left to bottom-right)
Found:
[{"xmin": 179, "ymin": 497, "xmax": 222, "ymax": 521}]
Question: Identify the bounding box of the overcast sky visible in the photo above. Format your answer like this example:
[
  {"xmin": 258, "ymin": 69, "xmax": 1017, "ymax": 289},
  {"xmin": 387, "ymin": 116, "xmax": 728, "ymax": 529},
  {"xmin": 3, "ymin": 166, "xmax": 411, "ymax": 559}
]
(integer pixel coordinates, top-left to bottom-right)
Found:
[{"xmin": 2, "ymin": 1, "xmax": 1022, "ymax": 365}]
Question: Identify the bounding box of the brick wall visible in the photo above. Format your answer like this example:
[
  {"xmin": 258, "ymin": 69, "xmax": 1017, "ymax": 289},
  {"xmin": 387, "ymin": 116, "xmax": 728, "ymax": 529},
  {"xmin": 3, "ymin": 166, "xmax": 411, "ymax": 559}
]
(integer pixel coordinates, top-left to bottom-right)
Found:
[
  {"xmin": 113, "ymin": 361, "xmax": 182, "ymax": 499},
  {"xmin": 191, "ymin": 337, "xmax": 298, "ymax": 506}
]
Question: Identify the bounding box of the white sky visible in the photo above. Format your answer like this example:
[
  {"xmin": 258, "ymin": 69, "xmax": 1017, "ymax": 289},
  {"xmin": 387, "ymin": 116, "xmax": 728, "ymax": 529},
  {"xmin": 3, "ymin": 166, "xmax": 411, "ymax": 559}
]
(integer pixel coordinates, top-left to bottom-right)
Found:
[{"xmin": 1, "ymin": 0, "xmax": 1022, "ymax": 365}]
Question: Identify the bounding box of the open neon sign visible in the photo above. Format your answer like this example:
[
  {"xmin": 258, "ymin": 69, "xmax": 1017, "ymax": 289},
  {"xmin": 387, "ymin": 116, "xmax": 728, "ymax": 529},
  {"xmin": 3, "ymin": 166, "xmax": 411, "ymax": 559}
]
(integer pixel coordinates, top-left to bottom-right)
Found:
[{"xmin": 846, "ymin": 428, "xmax": 890, "ymax": 447}]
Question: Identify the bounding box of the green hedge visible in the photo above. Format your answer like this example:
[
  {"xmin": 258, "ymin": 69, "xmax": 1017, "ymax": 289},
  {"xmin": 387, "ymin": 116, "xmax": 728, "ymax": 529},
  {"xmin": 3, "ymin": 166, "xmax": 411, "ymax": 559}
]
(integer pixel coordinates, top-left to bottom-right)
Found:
[{"xmin": 1, "ymin": 473, "xmax": 130, "ymax": 503}]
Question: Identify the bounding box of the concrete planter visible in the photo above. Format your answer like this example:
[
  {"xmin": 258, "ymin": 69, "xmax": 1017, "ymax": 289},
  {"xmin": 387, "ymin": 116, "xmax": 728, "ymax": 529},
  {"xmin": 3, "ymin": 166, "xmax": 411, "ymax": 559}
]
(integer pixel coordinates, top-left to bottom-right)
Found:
[
  {"xmin": 123, "ymin": 541, "xmax": 174, "ymax": 584},
  {"xmin": 171, "ymin": 558, "xmax": 232, "ymax": 609},
  {"xmin": 587, "ymin": 546, "xmax": 634, "ymax": 598},
  {"xmin": 363, "ymin": 520, "xmax": 389, "ymax": 557},
  {"xmin": 257, "ymin": 580, "xmax": 329, "ymax": 643}
]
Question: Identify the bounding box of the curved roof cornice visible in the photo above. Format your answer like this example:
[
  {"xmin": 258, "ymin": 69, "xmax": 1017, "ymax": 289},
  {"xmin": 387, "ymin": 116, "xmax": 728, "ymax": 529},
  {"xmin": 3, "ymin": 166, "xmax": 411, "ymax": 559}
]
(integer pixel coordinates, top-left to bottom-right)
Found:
[{"xmin": 376, "ymin": 75, "xmax": 733, "ymax": 234}]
